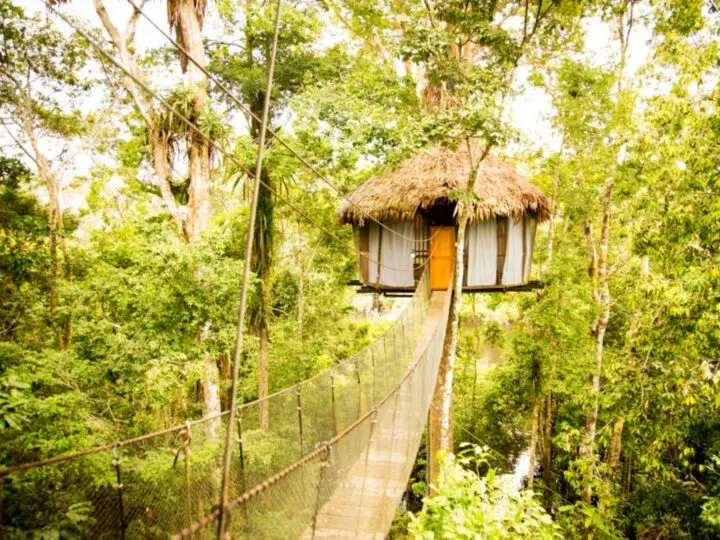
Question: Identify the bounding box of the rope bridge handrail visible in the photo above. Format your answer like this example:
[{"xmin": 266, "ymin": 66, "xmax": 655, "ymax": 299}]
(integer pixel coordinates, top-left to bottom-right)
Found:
[
  {"xmin": 1, "ymin": 270, "xmax": 433, "ymax": 537},
  {"xmin": 176, "ymin": 275, "xmax": 453, "ymax": 538}
]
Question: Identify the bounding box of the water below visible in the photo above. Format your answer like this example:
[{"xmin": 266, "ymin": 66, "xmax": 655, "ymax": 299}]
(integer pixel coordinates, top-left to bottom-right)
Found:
[{"xmin": 501, "ymin": 448, "xmax": 531, "ymax": 492}]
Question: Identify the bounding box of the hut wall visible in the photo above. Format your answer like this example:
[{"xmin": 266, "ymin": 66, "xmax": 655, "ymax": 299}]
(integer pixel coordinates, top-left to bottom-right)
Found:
[
  {"xmin": 368, "ymin": 222, "xmax": 381, "ymax": 285},
  {"xmin": 502, "ymin": 217, "xmax": 525, "ymax": 285},
  {"xmin": 378, "ymin": 221, "xmax": 414, "ymax": 287},
  {"xmin": 467, "ymin": 219, "xmax": 498, "ymax": 286},
  {"xmin": 523, "ymin": 217, "xmax": 537, "ymax": 281},
  {"xmin": 353, "ymin": 225, "xmax": 371, "ymax": 283}
]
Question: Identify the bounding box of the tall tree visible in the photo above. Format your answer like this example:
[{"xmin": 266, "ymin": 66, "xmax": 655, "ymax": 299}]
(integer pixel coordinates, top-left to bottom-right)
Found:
[
  {"xmin": 91, "ymin": 0, "xmax": 212, "ymax": 243},
  {"xmin": 389, "ymin": 0, "xmax": 588, "ymax": 489},
  {"xmin": 211, "ymin": 0, "xmax": 344, "ymax": 424},
  {"xmin": 87, "ymin": 0, "xmax": 223, "ymax": 420},
  {"xmin": 575, "ymin": 0, "xmax": 637, "ymax": 504},
  {"xmin": 0, "ymin": 2, "xmax": 92, "ymax": 350}
]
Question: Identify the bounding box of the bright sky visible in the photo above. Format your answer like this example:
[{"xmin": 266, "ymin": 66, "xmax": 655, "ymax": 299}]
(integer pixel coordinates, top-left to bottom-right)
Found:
[{"xmin": 11, "ymin": 0, "xmax": 653, "ymax": 210}]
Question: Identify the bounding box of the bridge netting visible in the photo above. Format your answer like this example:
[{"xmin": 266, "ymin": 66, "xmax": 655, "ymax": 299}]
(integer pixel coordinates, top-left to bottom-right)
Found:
[{"xmin": 1, "ymin": 268, "xmax": 452, "ymax": 538}]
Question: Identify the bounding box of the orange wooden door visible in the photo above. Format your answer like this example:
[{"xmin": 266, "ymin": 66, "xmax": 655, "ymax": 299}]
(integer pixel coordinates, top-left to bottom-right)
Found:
[{"xmin": 430, "ymin": 226, "xmax": 455, "ymax": 290}]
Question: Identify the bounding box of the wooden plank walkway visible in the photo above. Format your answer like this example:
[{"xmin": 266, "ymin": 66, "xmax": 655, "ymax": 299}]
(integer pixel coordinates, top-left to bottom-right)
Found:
[{"xmin": 303, "ymin": 291, "xmax": 449, "ymax": 539}]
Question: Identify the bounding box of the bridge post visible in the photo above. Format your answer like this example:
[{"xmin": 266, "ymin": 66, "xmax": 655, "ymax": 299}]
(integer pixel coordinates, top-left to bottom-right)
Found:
[
  {"xmin": 330, "ymin": 369, "xmax": 339, "ymax": 435},
  {"xmin": 355, "ymin": 360, "xmax": 365, "ymax": 415},
  {"xmin": 235, "ymin": 416, "xmax": 246, "ymax": 494},
  {"xmin": 111, "ymin": 444, "xmax": 126, "ymax": 539},
  {"xmin": 310, "ymin": 445, "xmax": 331, "ymax": 537},
  {"xmin": 296, "ymin": 384, "xmax": 304, "ymax": 458},
  {"xmin": 370, "ymin": 350, "xmax": 375, "ymax": 405},
  {"xmin": 181, "ymin": 422, "xmax": 193, "ymax": 525}
]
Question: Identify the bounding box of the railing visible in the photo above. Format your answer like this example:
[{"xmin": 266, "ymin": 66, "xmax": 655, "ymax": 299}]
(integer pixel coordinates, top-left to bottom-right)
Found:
[
  {"xmin": 1, "ymin": 270, "xmax": 433, "ymax": 538},
  {"xmin": 177, "ymin": 272, "xmax": 452, "ymax": 538}
]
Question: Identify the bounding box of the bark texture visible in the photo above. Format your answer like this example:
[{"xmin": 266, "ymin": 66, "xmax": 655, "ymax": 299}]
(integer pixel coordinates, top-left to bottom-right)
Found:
[
  {"xmin": 579, "ymin": 179, "xmax": 613, "ymax": 504},
  {"xmin": 527, "ymin": 385, "xmax": 540, "ymax": 490},
  {"xmin": 428, "ymin": 140, "xmax": 490, "ymax": 492},
  {"xmin": 94, "ymin": 0, "xmax": 220, "ymax": 422}
]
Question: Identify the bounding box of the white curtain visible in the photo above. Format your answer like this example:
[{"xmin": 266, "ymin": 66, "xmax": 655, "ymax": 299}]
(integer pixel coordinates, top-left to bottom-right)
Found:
[
  {"xmin": 368, "ymin": 222, "xmax": 381, "ymax": 285},
  {"xmin": 467, "ymin": 219, "xmax": 497, "ymax": 286},
  {"xmin": 502, "ymin": 217, "xmax": 524, "ymax": 285},
  {"xmin": 379, "ymin": 221, "xmax": 415, "ymax": 287},
  {"xmin": 523, "ymin": 217, "xmax": 537, "ymax": 281}
]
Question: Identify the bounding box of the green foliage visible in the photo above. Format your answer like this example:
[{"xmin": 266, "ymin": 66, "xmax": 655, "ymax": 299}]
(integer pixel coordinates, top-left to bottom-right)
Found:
[
  {"xmin": 4, "ymin": 0, "xmax": 720, "ymax": 537},
  {"xmin": 409, "ymin": 446, "xmax": 560, "ymax": 538}
]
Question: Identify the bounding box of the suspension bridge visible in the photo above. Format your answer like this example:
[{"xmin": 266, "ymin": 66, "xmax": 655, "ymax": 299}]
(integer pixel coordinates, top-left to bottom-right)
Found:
[
  {"xmin": 1, "ymin": 1, "xmax": 457, "ymax": 537},
  {"xmin": 0, "ymin": 271, "xmax": 451, "ymax": 538},
  {"xmin": 1, "ymin": 0, "xmax": 550, "ymax": 535}
]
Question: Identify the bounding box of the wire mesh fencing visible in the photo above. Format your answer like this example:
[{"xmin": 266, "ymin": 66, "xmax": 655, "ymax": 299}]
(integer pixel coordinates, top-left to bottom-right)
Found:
[
  {"xmin": 1, "ymin": 270, "xmax": 434, "ymax": 538},
  {"xmin": 176, "ymin": 277, "xmax": 452, "ymax": 539}
]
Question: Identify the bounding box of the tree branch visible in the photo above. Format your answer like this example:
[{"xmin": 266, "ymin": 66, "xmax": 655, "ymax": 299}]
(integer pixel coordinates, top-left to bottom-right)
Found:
[
  {"xmin": 125, "ymin": 0, "xmax": 148, "ymax": 47},
  {"xmin": 1, "ymin": 122, "xmax": 38, "ymax": 166}
]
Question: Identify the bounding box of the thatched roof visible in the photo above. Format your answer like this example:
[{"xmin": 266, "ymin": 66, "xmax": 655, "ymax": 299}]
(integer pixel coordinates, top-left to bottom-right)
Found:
[{"xmin": 338, "ymin": 143, "xmax": 551, "ymax": 225}]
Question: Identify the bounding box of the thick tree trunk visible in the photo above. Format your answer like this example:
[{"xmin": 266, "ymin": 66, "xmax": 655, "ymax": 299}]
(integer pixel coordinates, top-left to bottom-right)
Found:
[
  {"xmin": 173, "ymin": 0, "xmax": 211, "ymax": 243},
  {"xmin": 94, "ymin": 0, "xmax": 186, "ymax": 236},
  {"xmin": 251, "ymin": 169, "xmax": 274, "ymax": 430},
  {"xmin": 428, "ymin": 284, "xmax": 459, "ymax": 494}
]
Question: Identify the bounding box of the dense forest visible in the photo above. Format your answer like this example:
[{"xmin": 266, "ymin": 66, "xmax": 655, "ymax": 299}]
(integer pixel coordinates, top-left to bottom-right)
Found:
[{"xmin": 1, "ymin": 0, "xmax": 719, "ymax": 537}]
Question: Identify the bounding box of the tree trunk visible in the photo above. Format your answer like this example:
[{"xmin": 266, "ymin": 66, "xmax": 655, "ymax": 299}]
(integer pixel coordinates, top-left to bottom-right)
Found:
[
  {"xmin": 544, "ymin": 147, "xmax": 562, "ymax": 275},
  {"xmin": 63, "ymin": 265, "xmax": 73, "ymax": 348},
  {"xmin": 94, "ymin": 0, "xmax": 221, "ymax": 423},
  {"xmin": 527, "ymin": 384, "xmax": 540, "ymax": 490},
  {"xmin": 624, "ymin": 453, "xmax": 632, "ymax": 493},
  {"xmin": 173, "ymin": 0, "xmax": 211, "ymax": 243},
  {"xmin": 542, "ymin": 354, "xmax": 556, "ymax": 510},
  {"xmin": 202, "ymin": 352, "xmax": 221, "ymax": 434},
  {"xmin": 542, "ymin": 388, "xmax": 553, "ymax": 508},
  {"xmin": 94, "ymin": 0, "xmax": 187, "ymax": 237},
  {"xmin": 19, "ymin": 103, "xmax": 65, "ymax": 349},
  {"xmin": 251, "ymin": 166, "xmax": 274, "ymax": 430},
  {"xmin": 428, "ymin": 140, "xmax": 490, "ymax": 493},
  {"xmin": 579, "ymin": 179, "xmax": 613, "ymax": 504},
  {"xmin": 470, "ymin": 330, "xmax": 480, "ymax": 431},
  {"xmin": 607, "ymin": 417, "xmax": 624, "ymax": 472}
]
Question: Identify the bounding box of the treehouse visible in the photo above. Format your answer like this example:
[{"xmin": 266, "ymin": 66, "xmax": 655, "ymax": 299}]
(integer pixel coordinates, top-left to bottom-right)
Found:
[{"xmin": 338, "ymin": 143, "xmax": 551, "ymax": 292}]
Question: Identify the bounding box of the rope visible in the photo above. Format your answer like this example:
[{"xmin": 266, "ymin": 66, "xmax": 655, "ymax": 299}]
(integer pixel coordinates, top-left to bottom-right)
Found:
[
  {"xmin": 217, "ymin": 0, "xmax": 282, "ymax": 535},
  {"xmin": 173, "ymin": 274, "xmax": 448, "ymax": 537},
  {"xmin": 0, "ymin": 252, "xmax": 431, "ymax": 482},
  {"xmin": 42, "ymin": 1, "xmax": 428, "ymax": 274},
  {"xmin": 121, "ymin": 0, "xmax": 435, "ymax": 245}
]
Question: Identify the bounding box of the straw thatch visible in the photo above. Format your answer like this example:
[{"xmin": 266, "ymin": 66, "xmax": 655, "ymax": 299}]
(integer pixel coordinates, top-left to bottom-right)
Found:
[{"xmin": 338, "ymin": 143, "xmax": 551, "ymax": 225}]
